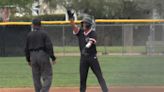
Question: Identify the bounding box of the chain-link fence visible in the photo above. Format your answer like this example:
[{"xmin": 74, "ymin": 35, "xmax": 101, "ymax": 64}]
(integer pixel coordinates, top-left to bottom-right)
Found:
[
  {"xmin": 0, "ymin": 23, "xmax": 164, "ymax": 56},
  {"xmin": 43, "ymin": 23, "xmax": 164, "ymax": 56},
  {"xmin": 0, "ymin": 25, "xmax": 30, "ymax": 56}
]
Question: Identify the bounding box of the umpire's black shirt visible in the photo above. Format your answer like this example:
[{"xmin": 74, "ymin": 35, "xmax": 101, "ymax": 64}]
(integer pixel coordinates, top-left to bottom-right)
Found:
[
  {"xmin": 74, "ymin": 28, "xmax": 97, "ymax": 56},
  {"xmin": 25, "ymin": 28, "xmax": 56, "ymax": 62}
]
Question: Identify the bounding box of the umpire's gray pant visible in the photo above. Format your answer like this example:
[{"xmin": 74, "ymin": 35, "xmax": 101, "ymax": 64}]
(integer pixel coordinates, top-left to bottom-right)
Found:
[{"xmin": 30, "ymin": 50, "xmax": 52, "ymax": 92}]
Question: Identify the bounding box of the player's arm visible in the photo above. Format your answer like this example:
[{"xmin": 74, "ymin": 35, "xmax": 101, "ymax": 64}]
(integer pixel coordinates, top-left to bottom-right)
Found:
[
  {"xmin": 82, "ymin": 31, "xmax": 97, "ymax": 56},
  {"xmin": 86, "ymin": 32, "xmax": 97, "ymax": 48},
  {"xmin": 44, "ymin": 33, "xmax": 56, "ymax": 64},
  {"xmin": 24, "ymin": 37, "xmax": 31, "ymax": 66},
  {"xmin": 82, "ymin": 40, "xmax": 94, "ymax": 56},
  {"xmin": 67, "ymin": 9, "xmax": 80, "ymax": 35},
  {"xmin": 70, "ymin": 20, "xmax": 80, "ymax": 35},
  {"xmin": 85, "ymin": 41, "xmax": 93, "ymax": 48}
]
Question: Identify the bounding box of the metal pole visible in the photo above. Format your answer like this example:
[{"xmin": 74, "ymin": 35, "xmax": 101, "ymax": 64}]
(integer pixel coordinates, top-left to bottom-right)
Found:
[
  {"xmin": 103, "ymin": 25, "xmax": 107, "ymax": 55},
  {"xmin": 162, "ymin": 24, "xmax": 164, "ymax": 41},
  {"xmin": 149, "ymin": 24, "xmax": 155, "ymax": 54},
  {"xmin": 122, "ymin": 24, "xmax": 125, "ymax": 55},
  {"xmin": 62, "ymin": 25, "xmax": 65, "ymax": 56}
]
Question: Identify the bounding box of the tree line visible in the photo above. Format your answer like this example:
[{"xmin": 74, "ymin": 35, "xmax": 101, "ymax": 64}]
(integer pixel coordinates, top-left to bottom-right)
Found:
[{"xmin": 0, "ymin": 0, "xmax": 164, "ymax": 19}]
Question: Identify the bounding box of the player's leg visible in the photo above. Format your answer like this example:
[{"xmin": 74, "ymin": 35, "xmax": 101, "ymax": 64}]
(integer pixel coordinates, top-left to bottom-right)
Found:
[
  {"xmin": 90, "ymin": 56, "xmax": 108, "ymax": 92},
  {"xmin": 80, "ymin": 57, "xmax": 89, "ymax": 92},
  {"xmin": 32, "ymin": 66, "xmax": 42, "ymax": 92},
  {"xmin": 39, "ymin": 51, "xmax": 53, "ymax": 92},
  {"xmin": 30, "ymin": 51, "xmax": 42, "ymax": 92}
]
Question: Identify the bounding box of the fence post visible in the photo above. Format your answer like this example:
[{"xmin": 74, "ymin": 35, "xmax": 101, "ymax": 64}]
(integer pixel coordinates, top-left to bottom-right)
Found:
[
  {"xmin": 62, "ymin": 25, "xmax": 65, "ymax": 56},
  {"xmin": 122, "ymin": 24, "xmax": 133, "ymax": 54},
  {"xmin": 148, "ymin": 24, "xmax": 155, "ymax": 55},
  {"xmin": 162, "ymin": 24, "xmax": 164, "ymax": 41},
  {"xmin": 102, "ymin": 25, "xmax": 108, "ymax": 55}
]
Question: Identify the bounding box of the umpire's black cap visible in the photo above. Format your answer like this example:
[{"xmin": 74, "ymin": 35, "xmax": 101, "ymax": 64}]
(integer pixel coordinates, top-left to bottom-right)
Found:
[{"xmin": 32, "ymin": 18, "xmax": 41, "ymax": 26}]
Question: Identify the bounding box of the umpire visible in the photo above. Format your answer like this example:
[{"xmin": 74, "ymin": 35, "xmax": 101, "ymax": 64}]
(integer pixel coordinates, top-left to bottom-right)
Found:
[
  {"xmin": 25, "ymin": 18, "xmax": 56, "ymax": 92},
  {"xmin": 68, "ymin": 13, "xmax": 108, "ymax": 92}
]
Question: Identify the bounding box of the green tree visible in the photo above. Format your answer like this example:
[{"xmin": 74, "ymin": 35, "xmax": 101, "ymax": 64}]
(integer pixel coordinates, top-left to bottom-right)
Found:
[
  {"xmin": 0, "ymin": 0, "xmax": 33, "ymax": 16},
  {"xmin": 134, "ymin": 0, "xmax": 164, "ymax": 19},
  {"xmin": 46, "ymin": 0, "xmax": 144, "ymax": 19},
  {"xmin": 45, "ymin": 0, "xmax": 109, "ymax": 18},
  {"xmin": 36, "ymin": 0, "xmax": 164, "ymax": 19},
  {"xmin": 119, "ymin": 0, "xmax": 143, "ymax": 19}
]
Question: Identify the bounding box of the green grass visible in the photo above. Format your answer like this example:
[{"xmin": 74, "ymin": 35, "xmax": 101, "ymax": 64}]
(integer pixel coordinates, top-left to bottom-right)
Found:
[
  {"xmin": 0, "ymin": 56, "xmax": 164, "ymax": 87},
  {"xmin": 54, "ymin": 46, "xmax": 147, "ymax": 53}
]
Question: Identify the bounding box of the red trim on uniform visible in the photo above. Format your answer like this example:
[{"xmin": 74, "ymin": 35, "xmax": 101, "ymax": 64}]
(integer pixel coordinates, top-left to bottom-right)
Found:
[
  {"xmin": 84, "ymin": 29, "xmax": 92, "ymax": 36},
  {"xmin": 89, "ymin": 38, "xmax": 97, "ymax": 44}
]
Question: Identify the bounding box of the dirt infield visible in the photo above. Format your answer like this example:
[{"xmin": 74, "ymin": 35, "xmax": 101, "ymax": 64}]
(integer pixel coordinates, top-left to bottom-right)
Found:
[{"xmin": 0, "ymin": 86, "xmax": 164, "ymax": 92}]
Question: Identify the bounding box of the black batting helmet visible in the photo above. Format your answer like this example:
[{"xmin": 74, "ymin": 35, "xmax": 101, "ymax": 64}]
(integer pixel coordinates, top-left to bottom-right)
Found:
[{"xmin": 81, "ymin": 17, "xmax": 93, "ymax": 29}]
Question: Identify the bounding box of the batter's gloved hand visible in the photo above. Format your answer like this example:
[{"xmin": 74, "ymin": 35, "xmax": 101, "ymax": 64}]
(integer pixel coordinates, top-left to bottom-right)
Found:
[
  {"xmin": 82, "ymin": 47, "xmax": 89, "ymax": 56},
  {"xmin": 67, "ymin": 9, "xmax": 74, "ymax": 20}
]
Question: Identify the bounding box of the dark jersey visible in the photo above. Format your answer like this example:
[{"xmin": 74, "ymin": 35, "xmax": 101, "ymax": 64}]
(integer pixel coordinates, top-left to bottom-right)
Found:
[
  {"xmin": 25, "ymin": 29, "xmax": 55, "ymax": 62},
  {"xmin": 75, "ymin": 28, "xmax": 97, "ymax": 56}
]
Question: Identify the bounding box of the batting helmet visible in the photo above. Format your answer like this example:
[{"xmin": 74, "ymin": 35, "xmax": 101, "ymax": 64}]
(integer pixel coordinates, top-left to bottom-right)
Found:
[{"xmin": 81, "ymin": 17, "xmax": 93, "ymax": 29}]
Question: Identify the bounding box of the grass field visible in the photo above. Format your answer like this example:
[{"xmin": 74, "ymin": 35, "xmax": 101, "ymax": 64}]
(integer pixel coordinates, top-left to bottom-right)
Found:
[
  {"xmin": 0, "ymin": 56, "xmax": 164, "ymax": 88},
  {"xmin": 54, "ymin": 46, "xmax": 147, "ymax": 53}
]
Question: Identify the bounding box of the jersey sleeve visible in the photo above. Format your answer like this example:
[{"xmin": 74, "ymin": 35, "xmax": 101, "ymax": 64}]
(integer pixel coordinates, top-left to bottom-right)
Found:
[
  {"xmin": 89, "ymin": 31, "xmax": 97, "ymax": 44},
  {"xmin": 24, "ymin": 35, "xmax": 30, "ymax": 62},
  {"xmin": 44, "ymin": 32, "xmax": 56, "ymax": 61}
]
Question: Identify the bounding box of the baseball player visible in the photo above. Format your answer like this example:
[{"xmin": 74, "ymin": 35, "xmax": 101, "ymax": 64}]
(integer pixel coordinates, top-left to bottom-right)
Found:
[
  {"xmin": 25, "ymin": 18, "xmax": 56, "ymax": 92},
  {"xmin": 68, "ymin": 10, "xmax": 108, "ymax": 92}
]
